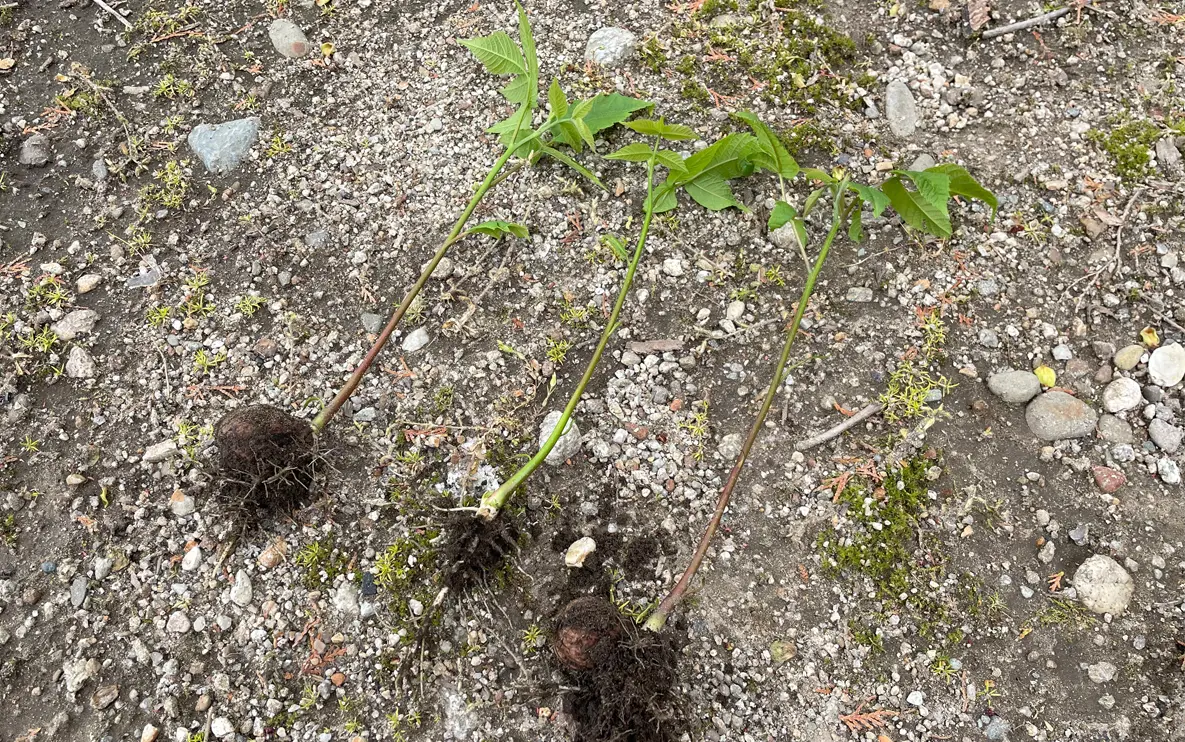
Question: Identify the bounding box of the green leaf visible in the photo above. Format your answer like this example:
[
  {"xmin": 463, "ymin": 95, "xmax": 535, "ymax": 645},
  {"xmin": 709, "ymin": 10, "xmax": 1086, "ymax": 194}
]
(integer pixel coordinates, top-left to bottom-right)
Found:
[
  {"xmin": 464, "ymin": 220, "xmax": 530, "ymax": 240},
  {"xmin": 547, "ymin": 78, "xmax": 568, "ymax": 118},
  {"xmin": 533, "ymin": 146, "xmax": 606, "ymax": 190},
  {"xmin": 605, "ymin": 142, "xmax": 653, "ymax": 162},
  {"xmin": 488, "ymin": 108, "xmax": 540, "ymax": 157},
  {"xmin": 882, "ymin": 175, "xmax": 953, "ymax": 238},
  {"xmin": 802, "ymin": 187, "xmax": 825, "ymax": 217},
  {"xmin": 848, "ymin": 183, "xmax": 891, "ymax": 217},
  {"xmin": 735, "ymin": 111, "xmax": 799, "ymax": 180},
  {"xmin": 574, "ymin": 118, "xmax": 595, "ymax": 149},
  {"xmin": 571, "ymin": 97, "xmax": 594, "ymax": 121},
  {"xmin": 580, "ymin": 93, "xmax": 654, "ymax": 134},
  {"xmin": 801, "ymin": 167, "xmax": 836, "ymax": 184},
  {"xmin": 653, "ymin": 149, "xmax": 688, "ymax": 175},
  {"xmin": 499, "ymin": 75, "xmax": 530, "ymax": 105},
  {"xmin": 848, "ymin": 207, "xmax": 864, "ymax": 242},
  {"xmin": 602, "ymin": 235, "xmax": 629, "ymax": 261},
  {"xmin": 678, "ymin": 133, "xmax": 757, "ymax": 184},
  {"xmin": 928, "ymin": 163, "xmax": 998, "ymax": 218},
  {"xmin": 459, "ymin": 32, "xmax": 525, "ymax": 76},
  {"xmin": 646, "ymin": 182, "xmax": 679, "ymax": 213},
  {"xmin": 768, "ymin": 200, "xmax": 807, "ymax": 250},
  {"xmin": 625, "ymin": 118, "xmax": 699, "ymax": 142},
  {"xmin": 684, "ymin": 172, "xmax": 743, "ymax": 211},
  {"xmin": 515, "ymin": 0, "xmax": 538, "ymax": 111}
]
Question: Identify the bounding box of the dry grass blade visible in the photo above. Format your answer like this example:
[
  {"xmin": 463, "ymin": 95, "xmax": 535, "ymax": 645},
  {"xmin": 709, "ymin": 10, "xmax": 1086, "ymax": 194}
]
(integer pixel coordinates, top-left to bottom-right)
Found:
[
  {"xmin": 840, "ymin": 704, "xmax": 898, "ymax": 732},
  {"xmin": 966, "ymin": 0, "xmax": 991, "ymax": 31}
]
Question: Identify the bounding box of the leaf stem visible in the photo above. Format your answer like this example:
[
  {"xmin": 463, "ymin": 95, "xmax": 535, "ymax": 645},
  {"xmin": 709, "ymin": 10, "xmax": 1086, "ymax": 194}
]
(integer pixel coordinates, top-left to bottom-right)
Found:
[
  {"xmin": 645, "ymin": 183, "xmax": 854, "ymax": 632},
  {"xmin": 310, "ymin": 124, "xmax": 552, "ymax": 434},
  {"xmin": 477, "ymin": 142, "xmax": 660, "ymax": 519}
]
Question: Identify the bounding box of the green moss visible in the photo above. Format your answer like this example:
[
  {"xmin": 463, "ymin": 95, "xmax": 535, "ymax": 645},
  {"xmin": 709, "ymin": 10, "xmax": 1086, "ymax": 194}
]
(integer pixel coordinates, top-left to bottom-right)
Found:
[
  {"xmin": 777, "ymin": 121, "xmax": 839, "ymax": 157},
  {"xmin": 295, "ymin": 537, "xmax": 351, "ymax": 588},
  {"xmin": 375, "ymin": 530, "xmax": 440, "ymax": 622},
  {"xmin": 698, "ymin": 0, "xmax": 739, "ymax": 16},
  {"xmin": 639, "ymin": 36, "xmax": 668, "ymax": 73},
  {"xmin": 1087, "ymin": 118, "xmax": 1161, "ymax": 181},
  {"xmin": 675, "ymin": 54, "xmax": 697, "ymax": 76},
  {"xmin": 680, "ymin": 78, "xmax": 712, "ymax": 105}
]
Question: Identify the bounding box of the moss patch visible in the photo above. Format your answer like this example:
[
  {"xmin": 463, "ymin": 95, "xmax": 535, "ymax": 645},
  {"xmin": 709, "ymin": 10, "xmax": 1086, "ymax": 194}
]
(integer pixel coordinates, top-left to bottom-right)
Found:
[{"xmin": 1087, "ymin": 118, "xmax": 1161, "ymax": 181}]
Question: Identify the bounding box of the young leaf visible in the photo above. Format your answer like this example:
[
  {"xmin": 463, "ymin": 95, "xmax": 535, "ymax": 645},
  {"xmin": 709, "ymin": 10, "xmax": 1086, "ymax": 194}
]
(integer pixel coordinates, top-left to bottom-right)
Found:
[
  {"xmin": 848, "ymin": 207, "xmax": 864, "ymax": 242},
  {"xmin": 646, "ymin": 182, "xmax": 679, "ymax": 213},
  {"xmin": 625, "ymin": 118, "xmax": 699, "ymax": 142},
  {"xmin": 653, "ymin": 149, "xmax": 688, "ymax": 175},
  {"xmin": 488, "ymin": 109, "xmax": 540, "ymax": 157},
  {"xmin": 802, "ymin": 187, "xmax": 826, "ymax": 217},
  {"xmin": 928, "ymin": 163, "xmax": 998, "ymax": 218},
  {"xmin": 580, "ymin": 93, "xmax": 654, "ymax": 134},
  {"xmin": 801, "ymin": 167, "xmax": 836, "ymax": 184},
  {"xmin": 459, "ymin": 32, "xmax": 525, "ymax": 76},
  {"xmin": 684, "ymin": 172, "xmax": 743, "ymax": 211},
  {"xmin": 533, "ymin": 146, "xmax": 606, "ymax": 190},
  {"xmin": 499, "ymin": 75, "xmax": 531, "ymax": 105},
  {"xmin": 678, "ymin": 133, "xmax": 757, "ymax": 184},
  {"xmin": 464, "ymin": 220, "xmax": 530, "ymax": 240},
  {"xmin": 515, "ymin": 0, "xmax": 538, "ymax": 96},
  {"xmin": 882, "ymin": 175, "xmax": 953, "ymax": 238},
  {"xmin": 735, "ymin": 111, "xmax": 799, "ymax": 180},
  {"xmin": 602, "ymin": 234, "xmax": 629, "ymax": 261},
  {"xmin": 605, "ymin": 142, "xmax": 653, "ymax": 162},
  {"xmin": 768, "ymin": 200, "xmax": 796, "ymax": 231},
  {"xmin": 848, "ymin": 183, "xmax": 891, "ymax": 217},
  {"xmin": 547, "ymin": 78, "xmax": 568, "ymax": 118}
]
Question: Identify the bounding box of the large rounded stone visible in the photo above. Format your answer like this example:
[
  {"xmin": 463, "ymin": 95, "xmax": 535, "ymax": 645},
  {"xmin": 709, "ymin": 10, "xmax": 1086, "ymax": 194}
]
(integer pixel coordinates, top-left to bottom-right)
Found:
[
  {"xmin": 987, "ymin": 370, "xmax": 1040, "ymax": 405},
  {"xmin": 1149, "ymin": 343, "xmax": 1185, "ymax": 387},
  {"xmin": 1101, "ymin": 377, "xmax": 1141, "ymax": 413},
  {"xmin": 1073, "ymin": 554, "xmax": 1133, "ymax": 616},
  {"xmin": 1025, "ymin": 391, "xmax": 1098, "ymax": 441},
  {"xmin": 585, "ymin": 27, "xmax": 637, "ymax": 68}
]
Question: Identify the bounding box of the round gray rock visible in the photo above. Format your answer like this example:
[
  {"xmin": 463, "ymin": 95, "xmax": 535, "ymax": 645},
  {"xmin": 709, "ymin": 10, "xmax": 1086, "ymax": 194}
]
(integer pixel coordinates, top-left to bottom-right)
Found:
[
  {"xmin": 1073, "ymin": 554, "xmax": 1133, "ymax": 615},
  {"xmin": 1149, "ymin": 419, "xmax": 1183, "ymax": 453},
  {"xmin": 268, "ymin": 19, "xmax": 312, "ymax": 58},
  {"xmin": 1149, "ymin": 342, "xmax": 1185, "ymax": 387},
  {"xmin": 885, "ymin": 80, "xmax": 918, "ymax": 138},
  {"xmin": 1101, "ymin": 377, "xmax": 1141, "ymax": 413},
  {"xmin": 1112, "ymin": 344, "xmax": 1144, "ymax": 370},
  {"xmin": 19, "ymin": 133, "xmax": 51, "ymax": 167},
  {"xmin": 1025, "ymin": 391, "xmax": 1098, "ymax": 440},
  {"xmin": 188, "ymin": 117, "xmax": 261, "ymax": 175},
  {"xmin": 986, "ymin": 370, "xmax": 1040, "ymax": 405},
  {"xmin": 539, "ymin": 411, "xmax": 581, "ymax": 465},
  {"xmin": 585, "ymin": 27, "xmax": 637, "ymax": 68}
]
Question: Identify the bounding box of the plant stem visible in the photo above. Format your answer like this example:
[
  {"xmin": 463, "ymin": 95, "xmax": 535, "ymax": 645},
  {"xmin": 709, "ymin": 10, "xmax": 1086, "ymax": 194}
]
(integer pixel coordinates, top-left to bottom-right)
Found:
[
  {"xmin": 477, "ymin": 150, "xmax": 659, "ymax": 520},
  {"xmin": 310, "ymin": 126, "xmax": 550, "ymax": 434},
  {"xmin": 645, "ymin": 186, "xmax": 854, "ymax": 633}
]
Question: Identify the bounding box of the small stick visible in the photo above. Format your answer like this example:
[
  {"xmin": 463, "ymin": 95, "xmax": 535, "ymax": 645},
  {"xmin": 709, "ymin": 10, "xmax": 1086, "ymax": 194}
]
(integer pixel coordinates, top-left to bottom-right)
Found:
[
  {"xmin": 981, "ymin": 6, "xmax": 1071, "ymax": 38},
  {"xmin": 796, "ymin": 402, "xmax": 884, "ymax": 452},
  {"xmin": 1070, "ymin": 187, "xmax": 1144, "ymax": 309},
  {"xmin": 93, "ymin": 0, "xmax": 134, "ymax": 29}
]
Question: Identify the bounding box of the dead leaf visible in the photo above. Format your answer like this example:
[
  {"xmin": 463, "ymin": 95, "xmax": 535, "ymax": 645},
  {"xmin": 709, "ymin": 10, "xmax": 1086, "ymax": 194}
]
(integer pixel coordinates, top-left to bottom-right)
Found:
[
  {"xmin": 1141, "ymin": 326, "xmax": 1160, "ymax": 347},
  {"xmin": 967, "ymin": 0, "xmax": 991, "ymax": 31},
  {"xmin": 929, "ymin": 0, "xmax": 950, "ymax": 10},
  {"xmin": 1093, "ymin": 205, "xmax": 1124, "ymax": 226}
]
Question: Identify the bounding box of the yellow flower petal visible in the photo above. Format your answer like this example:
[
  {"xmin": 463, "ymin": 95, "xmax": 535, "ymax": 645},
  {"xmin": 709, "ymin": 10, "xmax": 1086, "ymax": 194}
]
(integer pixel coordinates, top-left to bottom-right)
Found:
[{"xmin": 1035, "ymin": 365, "xmax": 1056, "ymax": 388}]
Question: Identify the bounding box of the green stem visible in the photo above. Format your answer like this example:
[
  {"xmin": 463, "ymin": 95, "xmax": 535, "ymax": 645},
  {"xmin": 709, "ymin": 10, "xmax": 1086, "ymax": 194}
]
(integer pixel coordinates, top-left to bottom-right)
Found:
[
  {"xmin": 645, "ymin": 185, "xmax": 854, "ymax": 633},
  {"xmin": 477, "ymin": 148, "xmax": 659, "ymax": 519},
  {"xmin": 310, "ymin": 125, "xmax": 552, "ymax": 434}
]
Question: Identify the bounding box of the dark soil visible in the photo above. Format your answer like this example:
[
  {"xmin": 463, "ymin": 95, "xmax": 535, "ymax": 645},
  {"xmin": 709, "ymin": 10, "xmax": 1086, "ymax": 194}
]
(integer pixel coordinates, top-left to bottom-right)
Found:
[{"xmin": 213, "ymin": 404, "xmax": 318, "ymax": 516}]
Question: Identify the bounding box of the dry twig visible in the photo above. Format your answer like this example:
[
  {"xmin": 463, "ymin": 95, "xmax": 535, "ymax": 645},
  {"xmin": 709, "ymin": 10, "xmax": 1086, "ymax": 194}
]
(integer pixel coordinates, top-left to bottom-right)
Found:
[
  {"xmin": 93, "ymin": 0, "xmax": 134, "ymax": 29},
  {"xmin": 796, "ymin": 402, "xmax": 884, "ymax": 451}
]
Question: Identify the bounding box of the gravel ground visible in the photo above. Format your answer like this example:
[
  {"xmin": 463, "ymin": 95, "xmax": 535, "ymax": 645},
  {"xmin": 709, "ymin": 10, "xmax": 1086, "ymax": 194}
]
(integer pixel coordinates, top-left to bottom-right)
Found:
[{"xmin": 2, "ymin": 0, "xmax": 1185, "ymax": 741}]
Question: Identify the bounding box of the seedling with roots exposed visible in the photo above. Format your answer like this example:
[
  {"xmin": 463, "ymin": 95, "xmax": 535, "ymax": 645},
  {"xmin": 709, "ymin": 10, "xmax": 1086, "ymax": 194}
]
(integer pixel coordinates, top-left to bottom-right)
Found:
[
  {"xmin": 211, "ymin": 3, "xmax": 651, "ymax": 514},
  {"xmin": 643, "ymin": 120, "xmax": 997, "ymax": 632},
  {"xmin": 478, "ymin": 116, "xmax": 759, "ymax": 521}
]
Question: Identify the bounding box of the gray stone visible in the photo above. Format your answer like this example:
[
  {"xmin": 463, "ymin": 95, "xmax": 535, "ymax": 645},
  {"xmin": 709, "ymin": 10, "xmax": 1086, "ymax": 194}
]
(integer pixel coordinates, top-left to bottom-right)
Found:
[
  {"xmin": 401, "ymin": 327, "xmax": 429, "ymax": 352},
  {"xmin": 885, "ymin": 80, "xmax": 918, "ymax": 138},
  {"xmin": 333, "ymin": 583, "xmax": 360, "ymax": 616},
  {"xmin": 1113, "ymin": 344, "xmax": 1144, "ymax": 370},
  {"xmin": 352, "ymin": 407, "xmax": 377, "ymax": 423},
  {"xmin": 770, "ymin": 220, "xmax": 804, "ymax": 252},
  {"xmin": 1038, "ymin": 540, "xmax": 1056, "ymax": 564},
  {"xmin": 845, "ymin": 287, "xmax": 874, "ymax": 302},
  {"xmin": 978, "ymin": 328, "xmax": 999, "ymax": 348},
  {"xmin": 230, "ymin": 570, "xmax": 253, "ymax": 606},
  {"xmin": 908, "ymin": 153, "xmax": 936, "ymax": 172},
  {"xmin": 76, "ymin": 274, "xmax": 101, "ymax": 294},
  {"xmin": 70, "ymin": 575, "xmax": 87, "ymax": 608},
  {"xmin": 1073, "ymin": 554, "xmax": 1133, "ymax": 615},
  {"xmin": 1096, "ymin": 414, "xmax": 1133, "ymax": 444},
  {"xmin": 1157, "ymin": 136, "xmax": 1182, "ymax": 178},
  {"xmin": 718, "ymin": 433, "xmax": 742, "ymax": 460},
  {"xmin": 268, "ymin": 19, "xmax": 311, "ymax": 58},
  {"xmin": 725, "ymin": 300, "xmax": 745, "ymax": 321},
  {"xmin": 1026, "ymin": 391, "xmax": 1098, "ymax": 440},
  {"xmin": 986, "ymin": 370, "xmax": 1040, "ymax": 404},
  {"xmin": 1102, "ymin": 377, "xmax": 1142, "ymax": 413},
  {"xmin": 166, "ymin": 611, "xmax": 191, "ymax": 633},
  {"xmin": 1052, "ymin": 344, "xmax": 1073, "ymax": 361},
  {"xmin": 19, "ymin": 133, "xmax": 51, "ymax": 167},
  {"xmin": 585, "ymin": 27, "xmax": 637, "ymax": 68},
  {"xmin": 91, "ymin": 684, "xmax": 119, "ymax": 710},
  {"xmin": 1158, "ymin": 457, "xmax": 1181, "ymax": 484},
  {"xmin": 188, "ymin": 117, "xmax": 261, "ymax": 175},
  {"xmin": 1087, "ymin": 661, "xmax": 1117, "ymax": 684},
  {"xmin": 93, "ymin": 556, "xmax": 113, "ymax": 580},
  {"xmin": 170, "ymin": 491, "xmax": 195, "ymax": 516},
  {"xmin": 661, "ymin": 258, "xmax": 684, "ymax": 277},
  {"xmin": 210, "ymin": 717, "xmax": 235, "ymax": 739},
  {"xmin": 906, "ymin": 690, "xmax": 925, "ymax": 707},
  {"xmin": 66, "ymin": 346, "xmax": 97, "ymax": 379},
  {"xmin": 52, "ymin": 309, "xmax": 100, "ymax": 341},
  {"xmin": 1149, "ymin": 343, "xmax": 1185, "ymax": 387},
  {"xmin": 983, "ymin": 717, "xmax": 1012, "ymax": 741},
  {"xmin": 539, "ymin": 411, "xmax": 581, "ymax": 465},
  {"xmin": 305, "ymin": 230, "xmax": 330, "ymax": 249},
  {"xmin": 63, "ymin": 658, "xmax": 97, "ymax": 693},
  {"xmin": 92, "ymin": 159, "xmax": 109, "ymax": 181},
  {"xmin": 361, "ymin": 313, "xmax": 383, "ymax": 334},
  {"xmin": 125, "ymin": 268, "xmax": 162, "ymax": 289},
  {"xmin": 1149, "ymin": 419, "xmax": 1183, "ymax": 453},
  {"xmin": 181, "ymin": 546, "xmax": 202, "ymax": 571},
  {"xmin": 977, "ymin": 278, "xmax": 999, "ymax": 297},
  {"xmin": 143, "ymin": 440, "xmax": 178, "ymax": 463}
]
